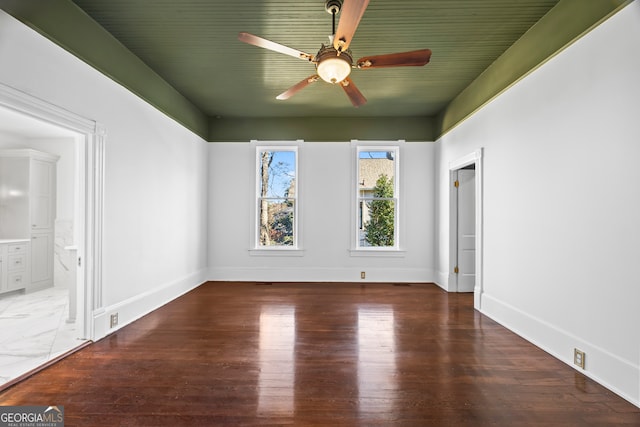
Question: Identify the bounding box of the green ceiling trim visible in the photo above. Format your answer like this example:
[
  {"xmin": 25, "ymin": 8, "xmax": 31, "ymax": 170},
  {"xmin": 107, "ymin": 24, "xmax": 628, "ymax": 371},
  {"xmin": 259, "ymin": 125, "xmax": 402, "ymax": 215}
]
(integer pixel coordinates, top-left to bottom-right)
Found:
[
  {"xmin": 435, "ymin": 0, "xmax": 632, "ymax": 139},
  {"xmin": 0, "ymin": 0, "xmax": 209, "ymax": 139},
  {"xmin": 209, "ymin": 116, "xmax": 436, "ymax": 142}
]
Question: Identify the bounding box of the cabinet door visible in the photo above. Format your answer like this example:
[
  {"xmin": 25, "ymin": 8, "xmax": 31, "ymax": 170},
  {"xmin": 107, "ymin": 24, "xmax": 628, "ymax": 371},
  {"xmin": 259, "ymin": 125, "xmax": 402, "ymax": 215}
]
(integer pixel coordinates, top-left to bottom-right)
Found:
[
  {"xmin": 0, "ymin": 158, "xmax": 30, "ymax": 237},
  {"xmin": 30, "ymin": 159, "xmax": 54, "ymax": 230},
  {"xmin": 31, "ymin": 233, "xmax": 53, "ymax": 285}
]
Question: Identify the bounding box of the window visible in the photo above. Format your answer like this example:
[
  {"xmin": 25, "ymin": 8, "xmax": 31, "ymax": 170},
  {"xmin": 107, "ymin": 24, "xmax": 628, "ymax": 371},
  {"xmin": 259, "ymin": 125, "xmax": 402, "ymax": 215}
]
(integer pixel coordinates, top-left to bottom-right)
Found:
[
  {"xmin": 256, "ymin": 147, "xmax": 297, "ymax": 248},
  {"xmin": 356, "ymin": 146, "xmax": 399, "ymax": 249}
]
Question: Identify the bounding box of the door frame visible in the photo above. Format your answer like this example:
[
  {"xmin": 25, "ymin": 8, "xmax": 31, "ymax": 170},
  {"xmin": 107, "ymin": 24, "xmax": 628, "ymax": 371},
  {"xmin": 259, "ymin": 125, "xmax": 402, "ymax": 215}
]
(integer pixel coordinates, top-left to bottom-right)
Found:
[
  {"xmin": 449, "ymin": 148, "xmax": 483, "ymax": 309},
  {"xmin": 0, "ymin": 82, "xmax": 105, "ymax": 340}
]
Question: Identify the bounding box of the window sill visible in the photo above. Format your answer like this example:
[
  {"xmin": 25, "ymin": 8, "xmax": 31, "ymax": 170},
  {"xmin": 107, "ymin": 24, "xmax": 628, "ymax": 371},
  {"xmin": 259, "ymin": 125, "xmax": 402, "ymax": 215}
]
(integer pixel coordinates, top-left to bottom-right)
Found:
[
  {"xmin": 349, "ymin": 249, "xmax": 406, "ymax": 258},
  {"xmin": 249, "ymin": 248, "xmax": 305, "ymax": 257}
]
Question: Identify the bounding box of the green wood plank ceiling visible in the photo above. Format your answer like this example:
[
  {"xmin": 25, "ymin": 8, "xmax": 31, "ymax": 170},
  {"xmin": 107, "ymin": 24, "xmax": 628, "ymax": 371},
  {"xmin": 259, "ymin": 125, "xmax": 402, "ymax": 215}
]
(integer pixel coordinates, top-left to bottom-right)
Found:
[{"xmin": 0, "ymin": 0, "xmax": 630, "ymax": 141}]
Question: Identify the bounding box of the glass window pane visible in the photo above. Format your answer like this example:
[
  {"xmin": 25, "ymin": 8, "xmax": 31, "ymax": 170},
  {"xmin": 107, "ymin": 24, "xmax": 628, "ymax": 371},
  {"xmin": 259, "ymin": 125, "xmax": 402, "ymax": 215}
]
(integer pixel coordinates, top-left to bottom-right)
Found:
[
  {"xmin": 361, "ymin": 199, "xmax": 395, "ymax": 247},
  {"xmin": 259, "ymin": 199, "xmax": 294, "ymax": 246},
  {"xmin": 358, "ymin": 150, "xmax": 395, "ymax": 197},
  {"xmin": 259, "ymin": 150, "xmax": 296, "ymax": 197}
]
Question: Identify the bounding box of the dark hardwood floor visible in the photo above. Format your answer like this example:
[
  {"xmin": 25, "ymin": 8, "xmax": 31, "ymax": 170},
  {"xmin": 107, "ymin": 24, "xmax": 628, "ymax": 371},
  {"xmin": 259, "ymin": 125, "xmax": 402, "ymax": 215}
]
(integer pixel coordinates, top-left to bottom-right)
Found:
[{"xmin": 1, "ymin": 282, "xmax": 638, "ymax": 426}]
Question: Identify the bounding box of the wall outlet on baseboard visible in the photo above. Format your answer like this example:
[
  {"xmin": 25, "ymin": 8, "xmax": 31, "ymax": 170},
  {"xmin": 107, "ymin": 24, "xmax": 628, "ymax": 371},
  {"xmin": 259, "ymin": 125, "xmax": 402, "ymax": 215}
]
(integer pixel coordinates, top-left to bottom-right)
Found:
[
  {"xmin": 360, "ymin": 271, "xmax": 366, "ymax": 279},
  {"xmin": 110, "ymin": 313, "xmax": 119, "ymax": 328},
  {"xmin": 574, "ymin": 348, "xmax": 585, "ymax": 369}
]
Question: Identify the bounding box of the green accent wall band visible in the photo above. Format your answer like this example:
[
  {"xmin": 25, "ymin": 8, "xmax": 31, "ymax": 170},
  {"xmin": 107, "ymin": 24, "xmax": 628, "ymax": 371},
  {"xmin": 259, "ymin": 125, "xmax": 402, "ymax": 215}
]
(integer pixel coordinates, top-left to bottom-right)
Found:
[
  {"xmin": 209, "ymin": 116, "xmax": 435, "ymax": 142},
  {"xmin": 435, "ymin": 0, "xmax": 631, "ymax": 138},
  {"xmin": 0, "ymin": 0, "xmax": 209, "ymax": 139}
]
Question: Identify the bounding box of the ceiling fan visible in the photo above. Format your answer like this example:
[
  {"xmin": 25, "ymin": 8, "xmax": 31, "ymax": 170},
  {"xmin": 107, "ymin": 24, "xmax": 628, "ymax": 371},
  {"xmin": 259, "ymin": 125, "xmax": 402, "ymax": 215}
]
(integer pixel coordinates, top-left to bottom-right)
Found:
[{"xmin": 238, "ymin": 0, "xmax": 432, "ymax": 107}]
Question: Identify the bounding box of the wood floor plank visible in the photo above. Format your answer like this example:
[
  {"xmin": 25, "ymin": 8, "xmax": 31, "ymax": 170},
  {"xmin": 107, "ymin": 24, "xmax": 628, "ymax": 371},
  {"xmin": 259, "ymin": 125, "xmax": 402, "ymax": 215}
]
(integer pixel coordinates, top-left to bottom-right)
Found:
[{"xmin": 1, "ymin": 282, "xmax": 638, "ymax": 426}]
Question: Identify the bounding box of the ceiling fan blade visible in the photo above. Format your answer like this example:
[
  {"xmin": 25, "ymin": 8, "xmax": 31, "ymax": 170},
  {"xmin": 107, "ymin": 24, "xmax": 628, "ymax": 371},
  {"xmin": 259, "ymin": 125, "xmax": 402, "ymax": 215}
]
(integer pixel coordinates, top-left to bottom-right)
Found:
[
  {"xmin": 333, "ymin": 0, "xmax": 370, "ymax": 53},
  {"xmin": 340, "ymin": 77, "xmax": 367, "ymax": 107},
  {"xmin": 238, "ymin": 32, "xmax": 314, "ymax": 61},
  {"xmin": 276, "ymin": 75, "xmax": 320, "ymax": 100},
  {"xmin": 357, "ymin": 49, "xmax": 432, "ymax": 69}
]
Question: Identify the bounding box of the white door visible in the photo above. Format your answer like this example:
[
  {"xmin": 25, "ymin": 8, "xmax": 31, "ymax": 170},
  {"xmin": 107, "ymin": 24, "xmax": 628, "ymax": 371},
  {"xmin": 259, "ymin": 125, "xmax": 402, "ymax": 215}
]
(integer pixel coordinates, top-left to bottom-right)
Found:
[{"xmin": 457, "ymin": 169, "xmax": 476, "ymax": 292}]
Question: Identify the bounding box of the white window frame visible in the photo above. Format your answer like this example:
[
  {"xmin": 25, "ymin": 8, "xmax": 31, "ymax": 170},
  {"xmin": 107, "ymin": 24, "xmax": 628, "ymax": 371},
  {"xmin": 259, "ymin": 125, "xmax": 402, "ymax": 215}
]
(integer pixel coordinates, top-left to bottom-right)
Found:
[
  {"xmin": 250, "ymin": 141, "xmax": 303, "ymax": 255},
  {"xmin": 351, "ymin": 143, "xmax": 403, "ymax": 255}
]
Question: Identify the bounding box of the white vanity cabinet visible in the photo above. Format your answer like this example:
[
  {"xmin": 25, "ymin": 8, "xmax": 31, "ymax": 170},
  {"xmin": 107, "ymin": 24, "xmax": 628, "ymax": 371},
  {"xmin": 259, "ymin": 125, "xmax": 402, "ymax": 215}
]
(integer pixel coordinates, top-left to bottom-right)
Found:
[
  {"xmin": 0, "ymin": 149, "xmax": 58, "ymax": 291},
  {"xmin": 0, "ymin": 240, "xmax": 30, "ymax": 294}
]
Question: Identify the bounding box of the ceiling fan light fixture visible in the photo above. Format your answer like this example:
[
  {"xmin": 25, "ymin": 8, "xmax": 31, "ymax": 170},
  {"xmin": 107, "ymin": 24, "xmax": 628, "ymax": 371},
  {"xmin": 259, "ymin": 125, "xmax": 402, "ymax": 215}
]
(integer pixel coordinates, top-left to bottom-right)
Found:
[
  {"xmin": 238, "ymin": 0, "xmax": 430, "ymax": 107},
  {"xmin": 317, "ymin": 57, "xmax": 351, "ymax": 83},
  {"xmin": 316, "ymin": 46, "xmax": 353, "ymax": 84}
]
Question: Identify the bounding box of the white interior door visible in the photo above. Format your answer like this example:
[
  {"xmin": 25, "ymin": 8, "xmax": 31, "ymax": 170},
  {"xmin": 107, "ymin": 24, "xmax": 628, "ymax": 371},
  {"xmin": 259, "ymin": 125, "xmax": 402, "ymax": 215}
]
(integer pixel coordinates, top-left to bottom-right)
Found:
[{"xmin": 457, "ymin": 169, "xmax": 476, "ymax": 292}]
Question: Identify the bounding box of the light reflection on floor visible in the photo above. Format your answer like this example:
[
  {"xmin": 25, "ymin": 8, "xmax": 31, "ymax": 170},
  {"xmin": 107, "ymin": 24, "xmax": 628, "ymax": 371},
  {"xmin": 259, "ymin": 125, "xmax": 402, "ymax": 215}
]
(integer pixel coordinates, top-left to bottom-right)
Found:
[
  {"xmin": 358, "ymin": 305, "xmax": 397, "ymax": 416},
  {"xmin": 258, "ymin": 305, "xmax": 296, "ymax": 416}
]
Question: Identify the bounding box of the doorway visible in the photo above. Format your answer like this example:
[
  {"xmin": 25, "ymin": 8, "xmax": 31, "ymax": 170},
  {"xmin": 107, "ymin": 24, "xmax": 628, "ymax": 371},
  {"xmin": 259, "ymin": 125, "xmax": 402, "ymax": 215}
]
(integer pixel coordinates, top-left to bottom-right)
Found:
[
  {"xmin": 0, "ymin": 82, "xmax": 105, "ymax": 386},
  {"xmin": 449, "ymin": 149, "xmax": 483, "ymax": 309}
]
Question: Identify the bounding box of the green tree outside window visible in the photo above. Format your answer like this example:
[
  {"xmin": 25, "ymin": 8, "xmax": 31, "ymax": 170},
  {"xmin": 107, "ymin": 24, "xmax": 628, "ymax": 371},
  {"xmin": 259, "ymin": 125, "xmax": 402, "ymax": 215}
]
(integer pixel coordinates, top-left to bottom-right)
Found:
[{"xmin": 364, "ymin": 174, "xmax": 394, "ymax": 246}]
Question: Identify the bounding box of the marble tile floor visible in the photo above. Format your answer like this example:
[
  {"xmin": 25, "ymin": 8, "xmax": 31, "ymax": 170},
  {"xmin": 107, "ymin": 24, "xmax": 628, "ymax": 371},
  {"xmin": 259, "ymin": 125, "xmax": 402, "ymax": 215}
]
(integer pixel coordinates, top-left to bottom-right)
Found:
[{"xmin": 0, "ymin": 287, "xmax": 88, "ymax": 385}]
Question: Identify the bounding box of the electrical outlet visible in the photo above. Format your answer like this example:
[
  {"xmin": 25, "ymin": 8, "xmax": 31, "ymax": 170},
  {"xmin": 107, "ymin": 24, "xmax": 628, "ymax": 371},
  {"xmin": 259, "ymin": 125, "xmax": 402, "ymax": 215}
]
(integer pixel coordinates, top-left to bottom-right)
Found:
[
  {"xmin": 110, "ymin": 313, "xmax": 119, "ymax": 328},
  {"xmin": 360, "ymin": 271, "xmax": 366, "ymax": 279},
  {"xmin": 574, "ymin": 348, "xmax": 585, "ymax": 369}
]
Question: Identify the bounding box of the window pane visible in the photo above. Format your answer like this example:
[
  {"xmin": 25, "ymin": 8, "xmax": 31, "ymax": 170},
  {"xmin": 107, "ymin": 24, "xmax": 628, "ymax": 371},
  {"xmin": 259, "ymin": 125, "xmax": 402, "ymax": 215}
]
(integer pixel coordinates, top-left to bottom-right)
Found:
[
  {"xmin": 259, "ymin": 150, "xmax": 296, "ymax": 197},
  {"xmin": 259, "ymin": 199, "xmax": 294, "ymax": 246},
  {"xmin": 361, "ymin": 199, "xmax": 395, "ymax": 247},
  {"xmin": 358, "ymin": 150, "xmax": 395, "ymax": 197}
]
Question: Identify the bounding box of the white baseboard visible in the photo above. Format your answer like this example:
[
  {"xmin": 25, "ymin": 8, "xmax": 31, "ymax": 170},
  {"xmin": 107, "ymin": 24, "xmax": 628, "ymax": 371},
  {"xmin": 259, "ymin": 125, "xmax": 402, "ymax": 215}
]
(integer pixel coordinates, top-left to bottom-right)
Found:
[
  {"xmin": 208, "ymin": 266, "xmax": 434, "ymax": 284},
  {"xmin": 481, "ymin": 292, "xmax": 640, "ymax": 408},
  {"xmin": 434, "ymin": 270, "xmax": 451, "ymax": 291},
  {"xmin": 93, "ymin": 268, "xmax": 208, "ymax": 340}
]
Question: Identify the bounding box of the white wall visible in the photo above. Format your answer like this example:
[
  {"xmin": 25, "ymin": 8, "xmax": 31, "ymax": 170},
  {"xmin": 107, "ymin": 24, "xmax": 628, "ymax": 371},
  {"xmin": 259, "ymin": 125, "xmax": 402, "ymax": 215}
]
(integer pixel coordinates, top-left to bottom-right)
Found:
[
  {"xmin": 436, "ymin": 2, "xmax": 640, "ymax": 406},
  {"xmin": 209, "ymin": 141, "xmax": 436, "ymax": 283},
  {"xmin": 0, "ymin": 10, "xmax": 209, "ymax": 339}
]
